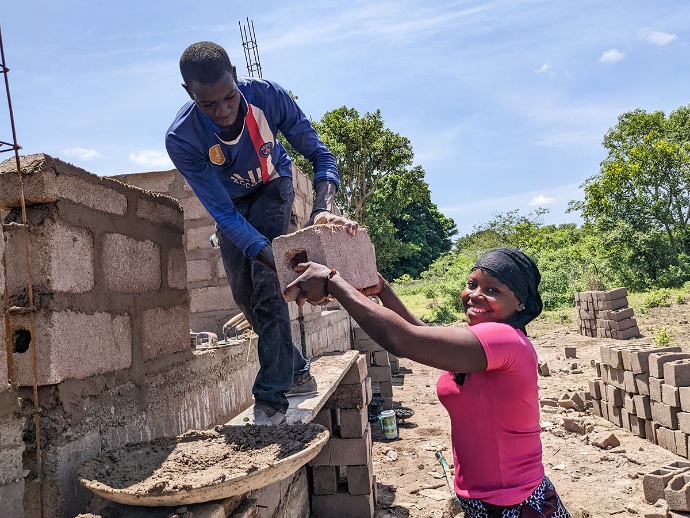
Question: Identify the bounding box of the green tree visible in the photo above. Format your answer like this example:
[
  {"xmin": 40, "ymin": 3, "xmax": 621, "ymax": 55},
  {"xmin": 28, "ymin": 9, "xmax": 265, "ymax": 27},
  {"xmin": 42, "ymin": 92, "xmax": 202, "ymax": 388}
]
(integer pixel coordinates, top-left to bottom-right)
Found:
[
  {"xmin": 313, "ymin": 107, "xmax": 414, "ymax": 221},
  {"xmin": 570, "ymin": 106, "xmax": 690, "ymax": 252}
]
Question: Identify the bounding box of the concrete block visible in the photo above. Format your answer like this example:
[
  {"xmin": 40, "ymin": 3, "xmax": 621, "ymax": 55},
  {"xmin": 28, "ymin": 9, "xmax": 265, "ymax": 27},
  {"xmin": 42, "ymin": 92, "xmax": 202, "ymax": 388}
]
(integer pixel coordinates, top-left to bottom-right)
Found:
[
  {"xmin": 623, "ymin": 393, "xmax": 636, "ymax": 414},
  {"xmin": 0, "ymin": 153, "xmax": 127, "ymax": 214},
  {"xmin": 12, "ymin": 310, "xmax": 132, "ymax": 385},
  {"xmin": 310, "ymin": 491, "xmax": 374, "ymax": 518},
  {"xmin": 112, "ymin": 169, "xmax": 177, "ymax": 193},
  {"xmin": 102, "ymin": 234, "xmax": 161, "ymax": 293},
  {"xmin": 135, "ymin": 196, "xmax": 184, "ymax": 232},
  {"xmin": 564, "ymin": 346, "xmax": 577, "ymax": 358},
  {"xmin": 589, "ymin": 378, "xmax": 603, "ymax": 400},
  {"xmin": 634, "ymin": 395, "xmax": 652, "ymax": 420},
  {"xmin": 601, "ymin": 344, "xmax": 623, "ymax": 368},
  {"xmin": 185, "ymin": 224, "xmax": 216, "ymax": 251},
  {"xmin": 631, "ymin": 415, "xmax": 646, "ymax": 438},
  {"xmin": 610, "ymin": 318, "xmax": 638, "ymax": 332},
  {"xmin": 341, "ymin": 354, "xmax": 368, "ymax": 385},
  {"xmin": 372, "ymin": 350, "xmax": 390, "ymax": 367},
  {"xmin": 4, "ymin": 209, "xmax": 94, "ymax": 297},
  {"xmin": 658, "ymin": 426, "xmax": 674, "ymax": 452},
  {"xmin": 679, "ymin": 412, "xmax": 690, "ymax": 435},
  {"xmin": 613, "ymin": 326, "xmax": 641, "ymax": 340},
  {"xmin": 608, "ymin": 403, "xmax": 623, "ymax": 427},
  {"xmin": 368, "ymin": 365, "xmax": 392, "ymax": 384},
  {"xmin": 0, "ymin": 480, "xmax": 25, "ymax": 518},
  {"xmin": 602, "ymin": 296, "xmax": 629, "ymax": 311},
  {"xmin": 624, "ymin": 370, "xmax": 638, "ymax": 394},
  {"xmin": 303, "ymin": 309, "xmax": 352, "ymax": 358},
  {"xmin": 645, "ymin": 419, "xmax": 658, "ymax": 444},
  {"xmin": 605, "ymin": 287, "xmax": 628, "ymax": 300},
  {"xmin": 636, "ymin": 373, "xmax": 651, "ymax": 396},
  {"xmin": 650, "ymin": 377, "xmax": 665, "ymax": 403},
  {"xmin": 273, "ymin": 225, "xmax": 378, "ymax": 301},
  {"xmin": 666, "ymin": 473, "xmax": 690, "ymax": 511},
  {"xmin": 166, "ymin": 247, "xmax": 188, "ymax": 290},
  {"xmin": 665, "ymin": 359, "xmax": 690, "ymax": 387},
  {"xmin": 188, "ymin": 259, "xmax": 214, "ymax": 283},
  {"xmin": 644, "ymin": 461, "xmax": 690, "ymax": 504},
  {"xmin": 190, "ymin": 285, "xmax": 235, "ymax": 313},
  {"xmin": 310, "ymin": 424, "xmax": 372, "ymax": 467},
  {"xmin": 650, "ymin": 353, "xmax": 690, "ymax": 378},
  {"xmin": 179, "ymin": 196, "xmax": 208, "ymax": 220},
  {"xmin": 681, "ymin": 387, "xmax": 690, "ymax": 412},
  {"xmin": 662, "ymin": 383, "xmax": 681, "ymax": 407},
  {"xmin": 312, "ymin": 408, "xmax": 335, "ymax": 434},
  {"xmin": 141, "ymin": 304, "xmax": 191, "ymax": 361},
  {"xmin": 678, "ymin": 430, "xmax": 690, "ymax": 458},
  {"xmin": 606, "ymin": 384, "xmax": 624, "ymax": 407},
  {"xmin": 609, "ymin": 306, "xmax": 635, "ymax": 322},
  {"xmin": 628, "ymin": 346, "xmax": 682, "ymax": 374},
  {"xmin": 326, "ymin": 377, "xmax": 370, "ymax": 410},
  {"xmin": 652, "ymin": 400, "xmax": 679, "ymax": 430},
  {"xmin": 311, "ymin": 465, "xmax": 339, "ymax": 495},
  {"xmin": 609, "ymin": 367, "xmax": 625, "ymax": 389},
  {"xmin": 345, "ymin": 462, "xmax": 373, "ymax": 495},
  {"xmin": 590, "ymin": 399, "xmax": 602, "ymax": 417},
  {"xmin": 339, "ymin": 408, "xmax": 368, "ymax": 439}
]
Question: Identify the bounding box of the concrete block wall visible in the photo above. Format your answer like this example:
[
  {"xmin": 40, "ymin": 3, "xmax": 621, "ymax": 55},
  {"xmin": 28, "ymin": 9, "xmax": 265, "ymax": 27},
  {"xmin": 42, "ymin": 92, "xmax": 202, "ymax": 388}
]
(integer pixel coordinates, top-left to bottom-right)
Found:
[
  {"xmin": 591, "ymin": 343, "xmax": 690, "ymax": 462},
  {"xmin": 0, "ymin": 154, "xmax": 189, "ymax": 385},
  {"xmin": 575, "ymin": 288, "xmax": 640, "ymax": 339},
  {"xmin": 111, "ymin": 163, "xmax": 314, "ymax": 338},
  {"xmin": 309, "ymin": 354, "xmax": 376, "ymax": 518}
]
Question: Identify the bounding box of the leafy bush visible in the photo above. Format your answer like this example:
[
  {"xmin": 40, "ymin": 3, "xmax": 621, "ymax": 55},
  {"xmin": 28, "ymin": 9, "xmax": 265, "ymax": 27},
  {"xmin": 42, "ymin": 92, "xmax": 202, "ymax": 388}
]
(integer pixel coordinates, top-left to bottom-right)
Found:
[
  {"xmin": 640, "ymin": 289, "xmax": 672, "ymax": 310},
  {"xmin": 654, "ymin": 327, "xmax": 673, "ymax": 346}
]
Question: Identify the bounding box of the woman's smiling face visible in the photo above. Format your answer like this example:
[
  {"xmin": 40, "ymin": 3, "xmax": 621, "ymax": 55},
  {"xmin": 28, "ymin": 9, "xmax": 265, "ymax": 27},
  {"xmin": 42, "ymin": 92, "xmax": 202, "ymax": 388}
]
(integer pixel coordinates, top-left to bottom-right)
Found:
[{"xmin": 461, "ymin": 268, "xmax": 523, "ymax": 325}]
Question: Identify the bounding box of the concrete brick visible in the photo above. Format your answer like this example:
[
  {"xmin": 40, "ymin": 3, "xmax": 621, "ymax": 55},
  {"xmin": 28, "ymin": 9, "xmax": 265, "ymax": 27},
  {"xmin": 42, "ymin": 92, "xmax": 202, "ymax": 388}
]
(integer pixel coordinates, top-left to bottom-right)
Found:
[
  {"xmin": 310, "ymin": 492, "xmax": 374, "ymax": 518},
  {"xmin": 112, "ymin": 169, "xmax": 177, "ymax": 193},
  {"xmin": 681, "ymin": 413, "xmax": 690, "ymax": 435},
  {"xmin": 623, "ymin": 393, "xmax": 636, "ymax": 414},
  {"xmin": 345, "ymin": 462, "xmax": 373, "ymax": 495},
  {"xmin": 613, "ymin": 326, "xmax": 640, "ymax": 340},
  {"xmin": 665, "ymin": 359, "xmax": 690, "ymax": 387},
  {"xmin": 631, "ymin": 415, "xmax": 646, "ymax": 438},
  {"xmin": 179, "ymin": 196, "xmax": 208, "ymax": 220},
  {"xmin": 652, "ymin": 400, "xmax": 679, "ymax": 429},
  {"xmin": 368, "ymin": 365, "xmax": 392, "ymax": 384},
  {"xmin": 339, "ymin": 408, "xmax": 368, "ymax": 439},
  {"xmin": 609, "ymin": 306, "xmax": 635, "ymax": 322},
  {"xmin": 303, "ymin": 309, "xmax": 352, "ymax": 358},
  {"xmin": 12, "ymin": 310, "xmax": 132, "ymax": 385},
  {"xmin": 310, "ymin": 424, "xmax": 372, "ymax": 467},
  {"xmin": 608, "ymin": 403, "xmax": 623, "ymax": 427},
  {"xmin": 341, "ymin": 354, "xmax": 368, "ymax": 385},
  {"xmin": 650, "ymin": 377, "xmax": 664, "ymax": 403},
  {"xmin": 666, "ymin": 473, "xmax": 690, "ymax": 511},
  {"xmin": 677, "ymin": 431, "xmax": 690, "ymax": 458},
  {"xmin": 589, "ymin": 378, "xmax": 603, "ymax": 400},
  {"xmin": 102, "ymin": 234, "xmax": 161, "ymax": 293},
  {"xmin": 602, "ymin": 296, "xmax": 629, "ymax": 311},
  {"xmin": 217, "ymin": 256, "xmax": 227, "ymax": 279},
  {"xmin": 0, "ymin": 153, "xmax": 127, "ymax": 215},
  {"xmin": 273, "ymin": 225, "xmax": 378, "ymax": 301},
  {"xmin": 609, "ymin": 367, "xmax": 625, "ymax": 388},
  {"xmin": 590, "ymin": 399, "xmax": 602, "ymax": 417},
  {"xmin": 634, "ymin": 395, "xmax": 652, "ymax": 420},
  {"xmin": 190, "ymin": 285, "xmax": 235, "ymax": 313},
  {"xmin": 681, "ymin": 387, "xmax": 690, "ymax": 412},
  {"xmin": 372, "ymin": 350, "xmax": 390, "ymax": 367},
  {"xmin": 186, "ymin": 224, "xmax": 216, "ymax": 251},
  {"xmin": 311, "ymin": 465, "xmax": 339, "ymax": 495},
  {"xmin": 141, "ymin": 304, "xmax": 191, "ymax": 361},
  {"xmin": 4, "ymin": 212, "xmax": 94, "ymax": 296},
  {"xmin": 662, "ymin": 383, "xmax": 681, "ymax": 407},
  {"xmin": 658, "ymin": 426, "xmax": 674, "ymax": 452},
  {"xmin": 326, "ymin": 377, "xmax": 370, "ymax": 410},
  {"xmin": 643, "ymin": 462, "xmax": 690, "ymax": 504},
  {"xmin": 636, "ymin": 373, "xmax": 651, "ymax": 396},
  {"xmin": 600, "ymin": 344, "xmax": 623, "ymax": 368},
  {"xmin": 312, "ymin": 408, "xmax": 335, "ymax": 434},
  {"xmin": 623, "ymin": 370, "xmax": 638, "ymax": 393},
  {"xmin": 610, "ymin": 318, "xmax": 638, "ymax": 332},
  {"xmin": 187, "ymin": 259, "xmax": 213, "ymax": 283},
  {"xmin": 649, "ymin": 352, "xmax": 690, "ymax": 378},
  {"xmin": 627, "ymin": 345, "xmax": 681, "ymax": 374},
  {"xmin": 606, "ymin": 384, "xmax": 624, "ymax": 407},
  {"xmin": 378, "ymin": 380, "xmax": 393, "ymax": 398},
  {"xmin": 645, "ymin": 419, "xmax": 658, "ymax": 444},
  {"xmin": 135, "ymin": 196, "xmax": 183, "ymax": 232},
  {"xmin": 605, "ymin": 287, "xmax": 628, "ymax": 300},
  {"xmin": 166, "ymin": 246, "xmax": 188, "ymax": 290}
]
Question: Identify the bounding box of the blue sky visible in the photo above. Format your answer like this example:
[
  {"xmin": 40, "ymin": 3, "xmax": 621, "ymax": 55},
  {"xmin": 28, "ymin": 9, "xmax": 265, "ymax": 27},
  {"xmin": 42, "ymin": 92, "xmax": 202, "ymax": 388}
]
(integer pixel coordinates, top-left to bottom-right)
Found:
[{"xmin": 2, "ymin": 1, "xmax": 689, "ymax": 235}]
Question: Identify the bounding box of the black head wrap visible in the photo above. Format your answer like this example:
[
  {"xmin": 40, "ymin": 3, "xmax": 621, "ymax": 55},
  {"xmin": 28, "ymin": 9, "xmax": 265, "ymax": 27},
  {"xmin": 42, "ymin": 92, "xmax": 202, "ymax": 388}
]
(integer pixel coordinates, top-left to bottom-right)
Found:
[{"xmin": 471, "ymin": 248, "xmax": 543, "ymax": 332}]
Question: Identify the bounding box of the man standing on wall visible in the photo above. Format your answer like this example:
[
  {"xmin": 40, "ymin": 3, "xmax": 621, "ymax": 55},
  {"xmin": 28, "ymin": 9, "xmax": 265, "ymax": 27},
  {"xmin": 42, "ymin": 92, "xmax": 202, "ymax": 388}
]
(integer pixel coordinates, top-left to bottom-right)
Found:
[{"xmin": 166, "ymin": 41, "xmax": 357, "ymax": 425}]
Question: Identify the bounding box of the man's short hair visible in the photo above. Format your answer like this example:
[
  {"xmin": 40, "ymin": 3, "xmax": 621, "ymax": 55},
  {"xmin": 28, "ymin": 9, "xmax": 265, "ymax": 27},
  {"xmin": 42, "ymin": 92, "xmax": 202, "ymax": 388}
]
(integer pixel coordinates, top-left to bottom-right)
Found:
[{"xmin": 180, "ymin": 41, "xmax": 233, "ymax": 85}]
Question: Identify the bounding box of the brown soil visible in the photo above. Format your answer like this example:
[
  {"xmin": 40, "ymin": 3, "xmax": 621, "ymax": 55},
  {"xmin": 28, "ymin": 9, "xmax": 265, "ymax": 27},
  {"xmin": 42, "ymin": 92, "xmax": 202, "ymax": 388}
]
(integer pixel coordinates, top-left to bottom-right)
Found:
[
  {"xmin": 80, "ymin": 423, "xmax": 327, "ymax": 496},
  {"xmin": 371, "ymin": 303, "xmax": 690, "ymax": 518}
]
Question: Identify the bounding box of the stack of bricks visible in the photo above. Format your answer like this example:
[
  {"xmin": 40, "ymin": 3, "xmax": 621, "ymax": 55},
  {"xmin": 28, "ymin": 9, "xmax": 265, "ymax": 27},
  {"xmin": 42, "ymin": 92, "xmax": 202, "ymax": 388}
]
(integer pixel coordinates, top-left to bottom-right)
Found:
[
  {"xmin": 351, "ymin": 322, "xmax": 396, "ymax": 409},
  {"xmin": 309, "ymin": 354, "xmax": 376, "ymax": 518},
  {"xmin": 589, "ymin": 343, "xmax": 690, "ymax": 457},
  {"xmin": 575, "ymin": 288, "xmax": 640, "ymax": 339}
]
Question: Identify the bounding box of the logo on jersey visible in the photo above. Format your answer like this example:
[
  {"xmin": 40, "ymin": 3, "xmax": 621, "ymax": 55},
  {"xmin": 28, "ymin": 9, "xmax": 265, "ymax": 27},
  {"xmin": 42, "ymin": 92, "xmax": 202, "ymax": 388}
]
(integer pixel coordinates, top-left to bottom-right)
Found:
[
  {"xmin": 259, "ymin": 142, "xmax": 273, "ymax": 158},
  {"xmin": 231, "ymin": 168, "xmax": 263, "ymax": 189},
  {"xmin": 209, "ymin": 144, "xmax": 225, "ymax": 165}
]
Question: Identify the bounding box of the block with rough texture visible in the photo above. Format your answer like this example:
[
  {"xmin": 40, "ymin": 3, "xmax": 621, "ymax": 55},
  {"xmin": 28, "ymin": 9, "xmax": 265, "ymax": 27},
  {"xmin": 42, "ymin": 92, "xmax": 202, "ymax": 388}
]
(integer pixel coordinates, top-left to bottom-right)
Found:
[
  {"xmin": 102, "ymin": 234, "xmax": 161, "ymax": 293},
  {"xmin": 650, "ymin": 352, "xmax": 690, "ymax": 378},
  {"xmin": 651, "ymin": 400, "xmax": 679, "ymax": 430},
  {"xmin": 273, "ymin": 225, "xmax": 378, "ymax": 301},
  {"xmin": 666, "ymin": 473, "xmax": 690, "ymax": 511},
  {"xmin": 141, "ymin": 304, "xmax": 191, "ymax": 361},
  {"xmin": 605, "ymin": 287, "xmax": 628, "ymax": 300},
  {"xmin": 665, "ymin": 360, "xmax": 690, "ymax": 387},
  {"xmin": 627, "ymin": 346, "xmax": 682, "ymax": 374}
]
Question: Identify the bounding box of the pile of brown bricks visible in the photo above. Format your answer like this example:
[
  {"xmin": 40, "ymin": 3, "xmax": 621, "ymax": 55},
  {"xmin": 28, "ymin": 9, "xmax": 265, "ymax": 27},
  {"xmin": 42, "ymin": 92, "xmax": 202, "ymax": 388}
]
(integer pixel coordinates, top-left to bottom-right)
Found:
[
  {"xmin": 575, "ymin": 288, "xmax": 640, "ymax": 339},
  {"xmin": 351, "ymin": 323, "xmax": 397, "ymax": 410},
  {"xmin": 590, "ymin": 343, "xmax": 690, "ymax": 459},
  {"xmin": 309, "ymin": 354, "xmax": 376, "ymax": 518}
]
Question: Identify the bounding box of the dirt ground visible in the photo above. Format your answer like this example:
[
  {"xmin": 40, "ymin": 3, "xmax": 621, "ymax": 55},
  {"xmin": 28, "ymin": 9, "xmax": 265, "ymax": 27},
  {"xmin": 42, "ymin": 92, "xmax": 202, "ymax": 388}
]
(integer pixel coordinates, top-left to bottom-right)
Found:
[{"xmin": 371, "ymin": 303, "xmax": 690, "ymax": 518}]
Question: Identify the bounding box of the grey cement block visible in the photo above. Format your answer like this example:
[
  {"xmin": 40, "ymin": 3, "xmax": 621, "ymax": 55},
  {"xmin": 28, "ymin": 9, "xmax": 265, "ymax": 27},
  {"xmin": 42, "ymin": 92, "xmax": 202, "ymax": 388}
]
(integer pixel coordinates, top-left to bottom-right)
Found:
[
  {"xmin": 345, "ymin": 462, "xmax": 374, "ymax": 495},
  {"xmin": 663, "ymin": 383, "xmax": 681, "ymax": 407},
  {"xmin": 339, "ymin": 408, "xmax": 368, "ymax": 439},
  {"xmin": 179, "ymin": 196, "xmax": 208, "ymax": 221},
  {"xmin": 0, "ymin": 153, "xmax": 127, "ymax": 215},
  {"xmin": 273, "ymin": 225, "xmax": 378, "ymax": 301},
  {"xmin": 311, "ymin": 465, "xmax": 339, "ymax": 495},
  {"xmin": 634, "ymin": 395, "xmax": 652, "ymax": 420},
  {"xmin": 627, "ymin": 345, "xmax": 681, "ymax": 374},
  {"xmin": 102, "ymin": 234, "xmax": 161, "ymax": 293},
  {"xmin": 311, "ymin": 491, "xmax": 375, "ymax": 518},
  {"xmin": 166, "ymin": 247, "xmax": 188, "ymax": 290},
  {"xmin": 135, "ymin": 196, "xmax": 184, "ymax": 232},
  {"xmin": 680, "ymin": 412, "xmax": 690, "ymax": 434},
  {"xmin": 0, "ymin": 480, "xmax": 24, "ymax": 518},
  {"xmin": 185, "ymin": 224, "xmax": 216, "ymax": 251},
  {"xmin": 650, "ymin": 352, "xmax": 690, "ymax": 378},
  {"xmin": 11, "ymin": 310, "xmax": 132, "ymax": 386},
  {"xmin": 651, "ymin": 400, "xmax": 680, "ymax": 429},
  {"xmin": 666, "ymin": 473, "xmax": 690, "ymax": 511},
  {"xmin": 4, "ymin": 209, "xmax": 94, "ymax": 297},
  {"xmin": 650, "ymin": 377, "xmax": 664, "ymax": 403},
  {"xmin": 302, "ymin": 309, "xmax": 352, "ymax": 358},
  {"xmin": 635, "ymin": 373, "xmax": 650, "ymax": 396},
  {"xmin": 644, "ymin": 462, "xmax": 690, "ymax": 504},
  {"xmin": 605, "ymin": 287, "xmax": 628, "ymax": 300},
  {"xmin": 341, "ymin": 354, "xmax": 368, "ymax": 385},
  {"xmin": 190, "ymin": 285, "xmax": 235, "ymax": 314},
  {"xmin": 141, "ymin": 304, "xmax": 191, "ymax": 361},
  {"xmin": 187, "ymin": 259, "xmax": 214, "ymax": 283},
  {"xmin": 666, "ymin": 359, "xmax": 690, "ymax": 387},
  {"xmin": 681, "ymin": 387, "xmax": 690, "ymax": 412}
]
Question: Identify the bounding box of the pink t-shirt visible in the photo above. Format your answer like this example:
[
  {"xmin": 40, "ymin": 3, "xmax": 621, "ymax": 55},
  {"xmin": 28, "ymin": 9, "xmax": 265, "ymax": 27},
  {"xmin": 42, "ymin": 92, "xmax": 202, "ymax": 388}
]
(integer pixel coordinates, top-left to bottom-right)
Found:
[{"xmin": 436, "ymin": 321, "xmax": 544, "ymax": 505}]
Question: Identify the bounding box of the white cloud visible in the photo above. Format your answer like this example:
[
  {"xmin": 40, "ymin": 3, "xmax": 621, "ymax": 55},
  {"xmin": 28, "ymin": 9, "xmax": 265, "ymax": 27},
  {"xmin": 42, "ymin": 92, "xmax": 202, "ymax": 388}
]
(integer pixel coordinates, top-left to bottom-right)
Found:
[
  {"xmin": 640, "ymin": 28, "xmax": 677, "ymax": 46},
  {"xmin": 61, "ymin": 147, "xmax": 101, "ymax": 160},
  {"xmin": 535, "ymin": 62, "xmax": 552, "ymax": 74},
  {"xmin": 599, "ymin": 49, "xmax": 624, "ymax": 63},
  {"xmin": 128, "ymin": 149, "xmax": 174, "ymax": 168},
  {"xmin": 528, "ymin": 195, "xmax": 556, "ymax": 206}
]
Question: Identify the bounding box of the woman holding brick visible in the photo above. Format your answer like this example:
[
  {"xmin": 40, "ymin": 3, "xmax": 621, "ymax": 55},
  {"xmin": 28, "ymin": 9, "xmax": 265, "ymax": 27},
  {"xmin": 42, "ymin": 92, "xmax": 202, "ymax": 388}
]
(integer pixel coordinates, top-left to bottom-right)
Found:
[{"xmin": 285, "ymin": 248, "xmax": 571, "ymax": 517}]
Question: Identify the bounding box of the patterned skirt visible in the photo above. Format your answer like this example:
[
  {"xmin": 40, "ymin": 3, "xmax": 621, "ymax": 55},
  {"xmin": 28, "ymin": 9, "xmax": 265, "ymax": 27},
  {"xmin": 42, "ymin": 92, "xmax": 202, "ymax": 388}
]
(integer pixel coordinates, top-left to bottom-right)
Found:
[{"xmin": 457, "ymin": 476, "xmax": 571, "ymax": 518}]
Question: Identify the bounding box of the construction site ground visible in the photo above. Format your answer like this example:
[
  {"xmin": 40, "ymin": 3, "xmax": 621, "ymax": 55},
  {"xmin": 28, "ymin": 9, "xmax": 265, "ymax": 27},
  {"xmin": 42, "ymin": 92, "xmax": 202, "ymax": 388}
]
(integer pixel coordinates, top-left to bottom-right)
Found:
[{"xmin": 370, "ymin": 302, "xmax": 690, "ymax": 518}]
